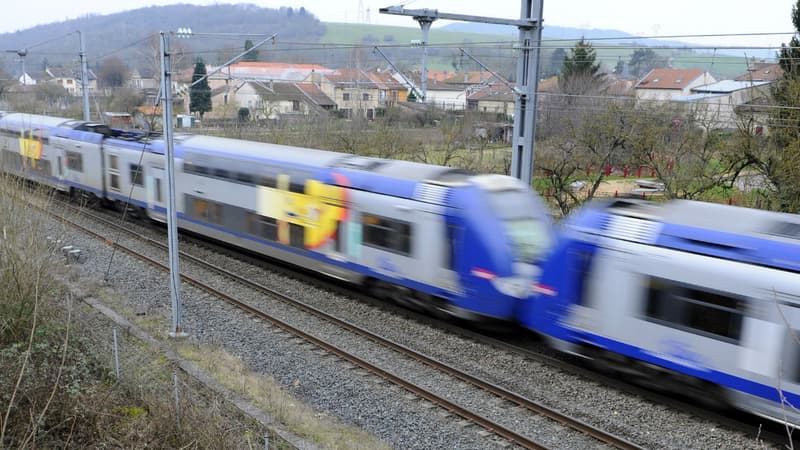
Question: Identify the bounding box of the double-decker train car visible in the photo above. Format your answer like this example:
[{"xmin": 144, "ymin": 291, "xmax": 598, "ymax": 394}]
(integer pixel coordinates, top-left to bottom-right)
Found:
[
  {"xmin": 0, "ymin": 112, "xmax": 554, "ymax": 322},
  {"xmin": 519, "ymin": 198, "xmax": 800, "ymax": 426}
]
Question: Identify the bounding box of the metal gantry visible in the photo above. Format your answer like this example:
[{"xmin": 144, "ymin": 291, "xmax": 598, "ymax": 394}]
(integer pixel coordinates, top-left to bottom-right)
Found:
[
  {"xmin": 379, "ymin": 1, "xmax": 544, "ymax": 186},
  {"xmin": 158, "ymin": 29, "xmax": 275, "ymax": 338},
  {"xmin": 159, "ymin": 31, "xmax": 186, "ymax": 338}
]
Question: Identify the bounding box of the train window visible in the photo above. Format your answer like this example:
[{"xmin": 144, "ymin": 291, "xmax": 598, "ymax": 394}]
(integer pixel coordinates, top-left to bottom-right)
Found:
[
  {"xmin": 192, "ymin": 165, "xmax": 209, "ymax": 175},
  {"xmin": 185, "ymin": 195, "xmax": 223, "ymax": 225},
  {"xmin": 24, "ymin": 159, "xmax": 51, "ymax": 177},
  {"xmin": 207, "ymin": 202, "xmax": 223, "ymax": 225},
  {"xmin": 445, "ymin": 224, "xmax": 459, "ymax": 270},
  {"xmin": 289, "ymin": 223, "xmax": 305, "ymax": 249},
  {"xmin": 260, "ymin": 176, "xmax": 277, "ymax": 188},
  {"xmin": 247, "ymin": 213, "xmax": 278, "ymax": 241},
  {"xmin": 289, "ymin": 181, "xmax": 305, "ymax": 193},
  {"xmin": 214, "ymin": 168, "xmax": 229, "ymax": 179},
  {"xmin": 129, "ymin": 164, "xmax": 144, "ymax": 186},
  {"xmin": 334, "ymin": 221, "xmax": 344, "ymax": 252},
  {"xmin": 2, "ymin": 151, "xmax": 21, "ymax": 170},
  {"xmin": 790, "ymin": 330, "xmax": 800, "ymax": 383},
  {"xmin": 154, "ymin": 178, "xmax": 162, "ymax": 203},
  {"xmin": 236, "ymin": 172, "xmax": 254, "ymax": 184},
  {"xmin": 109, "ymin": 154, "xmax": 119, "ymax": 170},
  {"xmin": 260, "ymin": 216, "xmax": 278, "ymax": 241},
  {"xmin": 66, "ymin": 151, "xmax": 83, "ymax": 172},
  {"xmin": 645, "ymin": 277, "xmax": 744, "ymax": 343},
  {"xmin": 362, "ymin": 214, "xmax": 412, "ymax": 256},
  {"xmin": 574, "ymin": 249, "xmax": 596, "ymax": 307}
]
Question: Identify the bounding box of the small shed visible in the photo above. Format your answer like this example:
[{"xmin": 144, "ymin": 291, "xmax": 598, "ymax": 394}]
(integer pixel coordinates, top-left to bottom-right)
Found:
[{"xmin": 176, "ymin": 114, "xmax": 195, "ymax": 128}]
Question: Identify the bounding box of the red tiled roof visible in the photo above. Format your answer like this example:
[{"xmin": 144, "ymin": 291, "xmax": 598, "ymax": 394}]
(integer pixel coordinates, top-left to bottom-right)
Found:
[
  {"xmin": 636, "ymin": 68, "xmax": 709, "ymax": 90},
  {"xmin": 442, "ymin": 71, "xmax": 494, "ymax": 85},
  {"xmin": 734, "ymin": 63, "xmax": 784, "ymax": 82}
]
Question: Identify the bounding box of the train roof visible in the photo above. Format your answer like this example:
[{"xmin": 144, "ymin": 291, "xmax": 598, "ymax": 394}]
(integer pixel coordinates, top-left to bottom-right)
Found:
[
  {"xmin": 577, "ymin": 199, "xmax": 800, "ymax": 273},
  {"xmin": 0, "ymin": 113, "xmax": 73, "ymax": 132},
  {"xmin": 177, "ymin": 134, "xmax": 472, "ymax": 184}
]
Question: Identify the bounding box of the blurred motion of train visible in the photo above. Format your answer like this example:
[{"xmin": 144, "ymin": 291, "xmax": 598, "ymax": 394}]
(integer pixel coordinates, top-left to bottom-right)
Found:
[
  {"xmin": 0, "ymin": 112, "xmax": 554, "ymax": 322},
  {"xmin": 4, "ymin": 111, "xmax": 800, "ymax": 428},
  {"xmin": 519, "ymin": 198, "xmax": 800, "ymax": 427}
]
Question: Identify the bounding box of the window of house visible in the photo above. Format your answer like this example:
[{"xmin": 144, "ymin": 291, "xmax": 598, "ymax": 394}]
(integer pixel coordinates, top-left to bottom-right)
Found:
[
  {"xmin": 362, "ymin": 93, "xmax": 370, "ymax": 101},
  {"xmin": 342, "ymin": 92, "xmax": 351, "ymax": 101},
  {"xmin": 644, "ymin": 277, "xmax": 744, "ymax": 343},
  {"xmin": 292, "ymin": 100, "xmax": 300, "ymax": 111},
  {"xmin": 362, "ymin": 214, "xmax": 412, "ymax": 255},
  {"xmin": 66, "ymin": 151, "xmax": 83, "ymax": 172}
]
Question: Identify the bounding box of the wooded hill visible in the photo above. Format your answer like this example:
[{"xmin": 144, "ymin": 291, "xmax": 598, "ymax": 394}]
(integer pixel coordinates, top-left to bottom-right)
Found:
[{"xmin": 0, "ymin": 3, "xmax": 748, "ymax": 80}]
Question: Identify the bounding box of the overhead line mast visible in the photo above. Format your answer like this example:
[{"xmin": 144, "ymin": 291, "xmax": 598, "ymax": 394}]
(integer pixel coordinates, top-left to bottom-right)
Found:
[{"xmin": 380, "ymin": 1, "xmax": 544, "ymax": 186}]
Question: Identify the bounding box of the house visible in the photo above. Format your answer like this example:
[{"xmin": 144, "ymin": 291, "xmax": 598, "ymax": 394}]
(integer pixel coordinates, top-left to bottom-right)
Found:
[
  {"xmin": 672, "ymin": 80, "xmax": 772, "ymax": 130},
  {"xmin": 202, "ymin": 61, "xmax": 336, "ymax": 90},
  {"xmin": 635, "ymin": 68, "xmax": 716, "ymax": 101},
  {"xmin": 17, "ymin": 72, "xmax": 37, "ymax": 86},
  {"xmin": 466, "ymin": 80, "xmax": 516, "ymax": 117},
  {"xmin": 735, "ymin": 62, "xmax": 784, "ymax": 82},
  {"xmin": 311, "ymin": 69, "xmax": 385, "ymax": 119},
  {"xmin": 129, "ymin": 68, "xmax": 158, "ymax": 91},
  {"xmin": 210, "ymin": 80, "xmax": 335, "ymax": 120},
  {"xmin": 396, "ymin": 72, "xmax": 467, "ymax": 110},
  {"xmin": 365, "ymin": 70, "xmax": 408, "ymax": 107},
  {"xmin": 726, "ymin": 63, "xmax": 785, "ymax": 135},
  {"xmin": 44, "ymin": 66, "xmax": 97, "ymax": 96}
]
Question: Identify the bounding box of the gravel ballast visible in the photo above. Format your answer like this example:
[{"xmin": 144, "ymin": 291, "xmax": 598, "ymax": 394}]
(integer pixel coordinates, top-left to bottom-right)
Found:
[{"xmin": 50, "ymin": 208, "xmax": 778, "ymax": 450}]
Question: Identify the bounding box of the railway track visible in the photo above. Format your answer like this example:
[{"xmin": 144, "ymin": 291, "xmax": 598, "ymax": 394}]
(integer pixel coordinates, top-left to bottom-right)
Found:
[{"xmin": 44, "ymin": 199, "xmax": 643, "ymax": 449}]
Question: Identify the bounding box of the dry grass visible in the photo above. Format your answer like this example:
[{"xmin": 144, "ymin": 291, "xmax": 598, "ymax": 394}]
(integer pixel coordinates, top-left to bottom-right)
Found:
[{"xmin": 0, "ymin": 173, "xmax": 273, "ymax": 448}]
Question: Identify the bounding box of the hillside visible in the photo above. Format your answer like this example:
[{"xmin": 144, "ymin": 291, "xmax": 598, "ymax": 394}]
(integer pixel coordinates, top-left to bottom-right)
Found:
[{"xmin": 0, "ymin": 3, "xmax": 751, "ymax": 80}]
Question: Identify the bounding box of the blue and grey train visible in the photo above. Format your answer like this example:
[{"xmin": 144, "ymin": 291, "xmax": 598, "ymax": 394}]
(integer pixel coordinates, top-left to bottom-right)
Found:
[
  {"xmin": 0, "ymin": 112, "xmax": 554, "ymax": 321},
  {"xmin": 519, "ymin": 198, "xmax": 800, "ymax": 427}
]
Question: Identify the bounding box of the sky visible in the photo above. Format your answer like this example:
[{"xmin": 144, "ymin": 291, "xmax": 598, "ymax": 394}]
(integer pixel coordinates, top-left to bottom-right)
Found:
[{"xmin": 0, "ymin": 0, "xmax": 796, "ymax": 49}]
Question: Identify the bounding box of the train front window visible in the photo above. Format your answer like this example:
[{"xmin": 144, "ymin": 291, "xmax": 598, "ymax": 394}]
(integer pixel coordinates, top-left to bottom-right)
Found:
[
  {"xmin": 503, "ymin": 218, "xmax": 551, "ymax": 262},
  {"xmin": 486, "ymin": 189, "xmax": 551, "ymax": 262}
]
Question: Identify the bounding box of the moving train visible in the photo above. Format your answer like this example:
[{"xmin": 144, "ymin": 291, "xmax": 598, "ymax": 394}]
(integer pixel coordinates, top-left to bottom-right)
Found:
[
  {"xmin": 0, "ymin": 112, "xmax": 553, "ymax": 322},
  {"xmin": 518, "ymin": 198, "xmax": 800, "ymax": 427},
  {"xmin": 4, "ymin": 110, "xmax": 800, "ymax": 428}
]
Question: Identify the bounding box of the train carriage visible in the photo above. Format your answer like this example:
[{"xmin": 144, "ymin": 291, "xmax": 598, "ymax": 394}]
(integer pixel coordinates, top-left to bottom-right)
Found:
[
  {"xmin": 521, "ymin": 198, "xmax": 800, "ymax": 426},
  {"xmin": 167, "ymin": 135, "xmax": 554, "ymax": 320},
  {"xmin": 1, "ymin": 111, "xmax": 555, "ymax": 323}
]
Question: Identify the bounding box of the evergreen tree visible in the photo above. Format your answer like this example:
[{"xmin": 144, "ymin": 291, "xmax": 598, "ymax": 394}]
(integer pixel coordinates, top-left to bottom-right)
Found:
[
  {"xmin": 243, "ymin": 40, "xmax": 259, "ymax": 62},
  {"xmin": 561, "ymin": 38, "xmax": 600, "ymax": 79},
  {"xmin": 189, "ymin": 60, "xmax": 212, "ymax": 119},
  {"xmin": 628, "ymin": 48, "xmax": 667, "ymax": 78},
  {"xmin": 614, "ymin": 58, "xmax": 625, "ymax": 76},
  {"xmin": 766, "ymin": 0, "xmax": 800, "ymax": 211},
  {"xmin": 558, "ymin": 38, "xmax": 603, "ymax": 96}
]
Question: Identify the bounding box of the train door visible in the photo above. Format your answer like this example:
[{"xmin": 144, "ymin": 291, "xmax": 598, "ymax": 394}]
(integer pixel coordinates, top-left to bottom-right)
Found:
[
  {"xmin": 777, "ymin": 304, "xmax": 800, "ymax": 407},
  {"xmin": 744, "ymin": 300, "xmax": 800, "ymax": 386},
  {"xmin": 146, "ymin": 166, "xmax": 167, "ymax": 222},
  {"xmin": 411, "ymin": 209, "xmax": 453, "ymax": 290}
]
